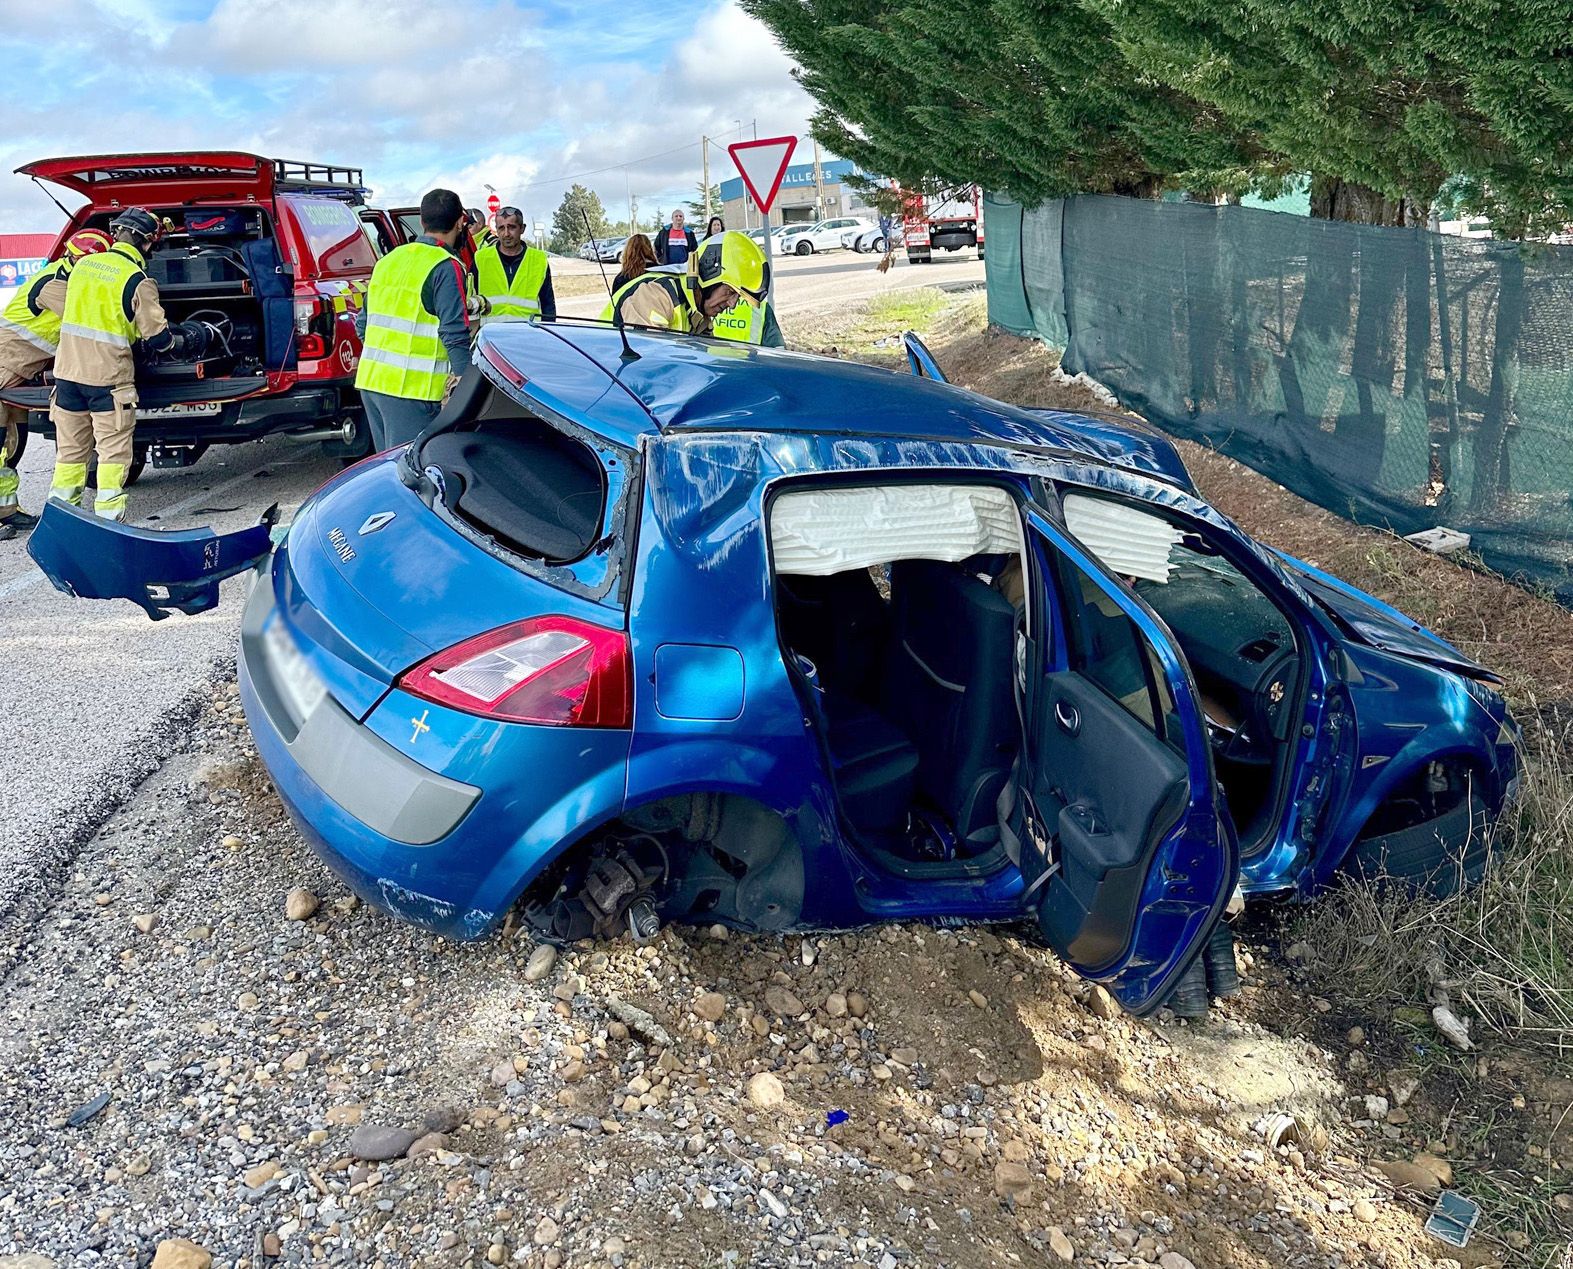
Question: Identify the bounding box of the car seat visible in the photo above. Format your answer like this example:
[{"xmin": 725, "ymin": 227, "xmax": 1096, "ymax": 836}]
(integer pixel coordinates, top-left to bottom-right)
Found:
[{"xmin": 882, "ymin": 559, "xmax": 1018, "ymax": 843}]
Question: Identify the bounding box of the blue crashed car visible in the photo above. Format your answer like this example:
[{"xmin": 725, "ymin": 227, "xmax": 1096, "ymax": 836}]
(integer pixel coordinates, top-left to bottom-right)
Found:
[{"xmin": 31, "ymin": 322, "xmax": 1519, "ymax": 1015}]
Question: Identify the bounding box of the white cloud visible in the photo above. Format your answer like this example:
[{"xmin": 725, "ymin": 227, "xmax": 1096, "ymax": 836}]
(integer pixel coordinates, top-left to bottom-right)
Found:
[
  {"xmin": 173, "ymin": 0, "xmax": 540, "ymax": 72},
  {"xmin": 0, "ymin": 0, "xmax": 816, "ymax": 233}
]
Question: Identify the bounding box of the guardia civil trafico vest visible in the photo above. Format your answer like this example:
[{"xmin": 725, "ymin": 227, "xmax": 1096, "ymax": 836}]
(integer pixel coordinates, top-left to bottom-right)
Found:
[{"xmin": 711, "ymin": 298, "xmax": 766, "ymax": 345}]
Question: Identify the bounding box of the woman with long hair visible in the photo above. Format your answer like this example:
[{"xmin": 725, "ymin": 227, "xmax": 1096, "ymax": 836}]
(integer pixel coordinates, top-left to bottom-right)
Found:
[
  {"xmin": 705, "ymin": 215, "xmax": 724, "ymax": 239},
  {"xmin": 612, "ymin": 234, "xmax": 657, "ymax": 293}
]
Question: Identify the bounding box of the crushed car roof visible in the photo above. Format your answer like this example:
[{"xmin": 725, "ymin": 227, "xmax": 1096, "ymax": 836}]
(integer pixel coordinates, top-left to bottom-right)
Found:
[{"xmin": 481, "ymin": 321, "xmax": 1191, "ymax": 486}]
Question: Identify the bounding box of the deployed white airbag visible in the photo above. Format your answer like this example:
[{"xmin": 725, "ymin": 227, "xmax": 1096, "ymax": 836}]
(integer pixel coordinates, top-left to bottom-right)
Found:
[
  {"xmin": 771, "ymin": 484, "xmax": 1023, "ymax": 576},
  {"xmin": 1062, "ymin": 493, "xmax": 1182, "ymax": 584}
]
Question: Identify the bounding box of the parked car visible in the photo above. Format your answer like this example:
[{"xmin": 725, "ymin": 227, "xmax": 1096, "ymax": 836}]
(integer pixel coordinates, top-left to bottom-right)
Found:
[
  {"xmin": 0, "ymin": 152, "xmax": 384, "ymax": 481},
  {"xmin": 773, "ymin": 224, "xmax": 813, "ymax": 252},
  {"xmin": 842, "ymin": 225, "xmax": 889, "ymax": 253},
  {"xmin": 578, "ymin": 238, "xmax": 625, "ymax": 262},
  {"xmin": 781, "ymin": 216, "xmax": 875, "ymax": 255},
  {"xmin": 29, "ymin": 325, "xmax": 1520, "ymax": 1015}
]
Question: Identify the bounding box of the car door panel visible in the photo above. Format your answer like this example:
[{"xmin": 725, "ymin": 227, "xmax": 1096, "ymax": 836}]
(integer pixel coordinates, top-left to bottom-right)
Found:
[
  {"xmin": 1019, "ymin": 507, "xmax": 1235, "ymax": 1014},
  {"xmin": 1033, "ymin": 671, "xmax": 1188, "ymax": 968}
]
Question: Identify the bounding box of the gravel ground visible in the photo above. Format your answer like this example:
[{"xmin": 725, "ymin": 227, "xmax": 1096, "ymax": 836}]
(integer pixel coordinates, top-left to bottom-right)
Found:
[
  {"xmin": 0, "ymin": 688, "xmax": 1472, "ymax": 1268},
  {"xmin": 0, "ymin": 294, "xmax": 1504, "ymax": 1269}
]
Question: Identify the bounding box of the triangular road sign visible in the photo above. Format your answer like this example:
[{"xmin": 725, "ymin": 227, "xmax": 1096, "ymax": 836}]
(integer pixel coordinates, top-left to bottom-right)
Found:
[{"xmin": 728, "ymin": 136, "xmax": 798, "ymax": 216}]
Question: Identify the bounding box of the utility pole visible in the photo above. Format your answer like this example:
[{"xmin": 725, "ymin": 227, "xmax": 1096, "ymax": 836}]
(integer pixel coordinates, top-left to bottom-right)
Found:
[
  {"xmin": 702, "ymin": 135, "xmax": 711, "ymax": 222},
  {"xmin": 812, "ymin": 137, "xmax": 825, "ymax": 222},
  {"xmin": 625, "ymin": 168, "xmax": 633, "ymax": 233}
]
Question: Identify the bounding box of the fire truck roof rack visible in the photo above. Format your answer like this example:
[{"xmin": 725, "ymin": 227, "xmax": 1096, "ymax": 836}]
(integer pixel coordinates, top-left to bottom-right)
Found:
[{"xmin": 273, "ymin": 159, "xmax": 369, "ymax": 205}]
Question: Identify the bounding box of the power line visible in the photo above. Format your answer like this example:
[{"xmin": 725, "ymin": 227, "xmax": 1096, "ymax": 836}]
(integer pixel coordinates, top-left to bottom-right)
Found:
[{"xmin": 505, "ymin": 121, "xmax": 759, "ymax": 193}]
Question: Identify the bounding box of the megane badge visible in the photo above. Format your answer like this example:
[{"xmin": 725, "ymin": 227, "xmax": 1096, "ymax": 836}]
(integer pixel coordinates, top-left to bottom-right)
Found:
[{"xmin": 359, "ymin": 512, "xmax": 396, "ymax": 536}]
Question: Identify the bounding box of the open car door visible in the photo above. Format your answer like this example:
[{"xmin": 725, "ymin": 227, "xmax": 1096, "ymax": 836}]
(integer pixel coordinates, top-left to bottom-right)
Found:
[
  {"xmin": 901, "ymin": 332, "xmax": 948, "ymax": 382},
  {"xmin": 1010, "ymin": 506, "xmax": 1236, "ymax": 1014}
]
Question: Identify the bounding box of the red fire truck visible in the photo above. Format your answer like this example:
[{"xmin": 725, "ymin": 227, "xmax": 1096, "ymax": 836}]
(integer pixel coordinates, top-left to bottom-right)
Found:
[{"xmin": 901, "ymin": 186, "xmax": 985, "ymax": 264}]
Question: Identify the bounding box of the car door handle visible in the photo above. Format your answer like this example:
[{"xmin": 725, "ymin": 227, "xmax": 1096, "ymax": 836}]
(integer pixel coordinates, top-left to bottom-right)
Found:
[{"xmin": 1054, "ymin": 701, "xmax": 1081, "ymax": 736}]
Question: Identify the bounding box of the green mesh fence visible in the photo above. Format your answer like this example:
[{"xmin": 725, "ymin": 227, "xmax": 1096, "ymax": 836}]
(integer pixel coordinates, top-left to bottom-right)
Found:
[{"xmin": 985, "ymin": 193, "xmax": 1573, "ymax": 605}]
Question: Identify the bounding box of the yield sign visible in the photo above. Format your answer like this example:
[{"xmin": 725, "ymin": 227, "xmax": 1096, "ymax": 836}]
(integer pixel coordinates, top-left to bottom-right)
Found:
[{"xmin": 728, "ymin": 136, "xmax": 798, "ymax": 215}]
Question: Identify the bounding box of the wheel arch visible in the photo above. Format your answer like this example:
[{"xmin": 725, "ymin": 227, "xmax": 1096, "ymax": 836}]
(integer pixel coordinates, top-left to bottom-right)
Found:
[{"xmin": 1321, "ymin": 746, "xmax": 1497, "ymax": 886}]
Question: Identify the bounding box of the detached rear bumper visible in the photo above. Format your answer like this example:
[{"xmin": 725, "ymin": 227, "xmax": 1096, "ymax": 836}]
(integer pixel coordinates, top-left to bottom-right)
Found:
[{"xmin": 238, "ymin": 570, "xmax": 491, "ymax": 937}]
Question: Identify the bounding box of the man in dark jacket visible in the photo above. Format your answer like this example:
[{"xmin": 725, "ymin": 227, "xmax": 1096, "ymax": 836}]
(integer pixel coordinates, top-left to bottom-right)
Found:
[{"xmin": 653, "ymin": 209, "xmax": 698, "ymax": 266}]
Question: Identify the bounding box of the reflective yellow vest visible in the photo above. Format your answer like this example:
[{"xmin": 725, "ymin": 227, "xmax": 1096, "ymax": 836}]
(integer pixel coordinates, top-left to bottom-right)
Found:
[
  {"xmin": 355, "ymin": 242, "xmax": 455, "ymax": 401},
  {"xmin": 474, "ymin": 245, "xmax": 548, "ymax": 320},
  {"xmin": 599, "ymin": 272, "xmax": 694, "ymax": 332},
  {"xmin": 61, "ymin": 244, "xmax": 145, "ymax": 353},
  {"xmin": 711, "ymin": 298, "xmax": 766, "ymax": 344},
  {"xmin": 0, "ymin": 258, "xmax": 70, "ymax": 354}
]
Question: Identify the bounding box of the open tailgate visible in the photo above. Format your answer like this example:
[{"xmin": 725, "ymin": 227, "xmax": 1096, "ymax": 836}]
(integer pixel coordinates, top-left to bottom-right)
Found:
[{"xmin": 16, "ymin": 152, "xmax": 275, "ymax": 203}]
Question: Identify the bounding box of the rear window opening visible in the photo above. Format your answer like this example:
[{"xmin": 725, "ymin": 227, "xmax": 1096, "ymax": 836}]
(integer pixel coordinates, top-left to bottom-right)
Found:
[{"xmin": 416, "ymin": 376, "xmax": 610, "ymax": 566}]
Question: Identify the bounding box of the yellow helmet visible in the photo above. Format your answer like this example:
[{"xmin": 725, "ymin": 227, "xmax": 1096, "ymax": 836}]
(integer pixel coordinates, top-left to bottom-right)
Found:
[{"xmin": 690, "ymin": 230, "xmax": 766, "ymax": 301}]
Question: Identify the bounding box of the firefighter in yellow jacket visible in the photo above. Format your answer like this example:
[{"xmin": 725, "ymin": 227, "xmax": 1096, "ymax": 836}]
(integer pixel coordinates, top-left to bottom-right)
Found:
[
  {"xmin": 0, "ymin": 230, "xmax": 114, "ymax": 539},
  {"xmin": 600, "ymin": 231, "xmax": 769, "ymax": 340},
  {"xmin": 49, "ymin": 209, "xmax": 195, "ymax": 522}
]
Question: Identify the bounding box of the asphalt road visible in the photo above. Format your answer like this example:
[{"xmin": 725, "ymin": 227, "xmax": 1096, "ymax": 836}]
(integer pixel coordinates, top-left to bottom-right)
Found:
[
  {"xmin": 0, "ymin": 244, "xmax": 983, "ymax": 956},
  {"xmin": 556, "ymin": 245, "xmax": 985, "ymax": 319}
]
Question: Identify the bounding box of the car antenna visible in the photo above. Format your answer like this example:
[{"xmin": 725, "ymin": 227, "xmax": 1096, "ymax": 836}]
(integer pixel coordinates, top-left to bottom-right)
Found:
[{"xmin": 581, "ymin": 210, "xmax": 640, "ymax": 363}]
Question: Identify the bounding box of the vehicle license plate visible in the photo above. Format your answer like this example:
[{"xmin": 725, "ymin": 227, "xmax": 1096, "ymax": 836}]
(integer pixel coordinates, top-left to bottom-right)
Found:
[
  {"xmin": 136, "ymin": 402, "xmax": 222, "ymax": 420},
  {"xmin": 265, "ymin": 612, "xmax": 327, "ymax": 720}
]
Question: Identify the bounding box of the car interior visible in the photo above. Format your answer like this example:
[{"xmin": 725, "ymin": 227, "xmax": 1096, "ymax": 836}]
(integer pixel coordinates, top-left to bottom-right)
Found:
[
  {"xmin": 1057, "ymin": 493, "xmax": 1303, "ymax": 854},
  {"xmin": 772, "ymin": 482, "xmax": 1027, "ymax": 873},
  {"xmin": 770, "ymin": 483, "xmax": 1304, "ymax": 887},
  {"xmin": 415, "ymin": 375, "xmax": 609, "ymax": 564}
]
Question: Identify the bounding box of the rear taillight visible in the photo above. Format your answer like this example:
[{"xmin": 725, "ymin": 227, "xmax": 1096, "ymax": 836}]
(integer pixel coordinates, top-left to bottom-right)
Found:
[
  {"xmin": 294, "ymin": 296, "xmax": 332, "ymax": 360},
  {"xmin": 399, "ymin": 616, "xmax": 631, "ymax": 727}
]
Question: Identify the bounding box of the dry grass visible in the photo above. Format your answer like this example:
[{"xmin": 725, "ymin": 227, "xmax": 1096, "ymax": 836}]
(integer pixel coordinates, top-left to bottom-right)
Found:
[
  {"xmin": 1297, "ymin": 732, "xmax": 1573, "ymax": 1046},
  {"xmin": 552, "ymin": 273, "xmax": 617, "ymax": 300},
  {"xmin": 794, "ymin": 285, "xmax": 963, "ymax": 359}
]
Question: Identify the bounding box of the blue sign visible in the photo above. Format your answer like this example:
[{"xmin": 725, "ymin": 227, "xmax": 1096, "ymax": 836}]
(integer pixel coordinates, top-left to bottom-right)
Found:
[
  {"xmin": 0, "ymin": 257, "xmax": 47, "ymax": 291},
  {"xmin": 719, "ymin": 160, "xmax": 866, "ymax": 204}
]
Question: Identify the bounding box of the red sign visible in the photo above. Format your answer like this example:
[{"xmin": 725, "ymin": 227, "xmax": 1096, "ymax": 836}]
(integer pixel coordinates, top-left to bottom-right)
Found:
[
  {"xmin": 486, "ymin": 193, "xmax": 501, "ymax": 217},
  {"xmin": 727, "ymin": 136, "xmax": 798, "ymax": 216}
]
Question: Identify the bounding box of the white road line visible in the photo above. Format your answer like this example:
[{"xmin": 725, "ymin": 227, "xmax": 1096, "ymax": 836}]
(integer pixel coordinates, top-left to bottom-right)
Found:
[{"xmin": 0, "ymin": 455, "xmax": 312, "ymax": 602}]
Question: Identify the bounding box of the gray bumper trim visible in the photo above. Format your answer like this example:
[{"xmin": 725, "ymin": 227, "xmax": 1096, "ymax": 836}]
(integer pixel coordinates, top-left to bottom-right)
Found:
[{"xmin": 241, "ymin": 569, "xmax": 480, "ymax": 846}]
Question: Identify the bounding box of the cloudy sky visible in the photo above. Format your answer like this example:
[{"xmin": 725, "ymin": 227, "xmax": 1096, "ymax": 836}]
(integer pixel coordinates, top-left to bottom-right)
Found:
[{"xmin": 0, "ymin": 0, "xmax": 817, "ymax": 234}]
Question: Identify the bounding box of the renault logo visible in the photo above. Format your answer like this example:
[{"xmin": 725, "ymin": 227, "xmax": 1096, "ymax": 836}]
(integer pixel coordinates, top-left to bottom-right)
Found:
[{"xmin": 358, "ymin": 511, "xmax": 396, "ymax": 536}]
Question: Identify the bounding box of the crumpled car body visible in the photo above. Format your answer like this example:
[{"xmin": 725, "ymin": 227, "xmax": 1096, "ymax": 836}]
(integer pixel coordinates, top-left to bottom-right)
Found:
[{"xmin": 31, "ymin": 325, "xmax": 1519, "ymax": 1015}]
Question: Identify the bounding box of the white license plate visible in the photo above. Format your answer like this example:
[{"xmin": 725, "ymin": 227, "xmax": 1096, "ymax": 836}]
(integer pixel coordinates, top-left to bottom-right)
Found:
[
  {"xmin": 264, "ymin": 613, "xmax": 327, "ymax": 721},
  {"xmin": 136, "ymin": 402, "xmax": 222, "ymax": 420}
]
